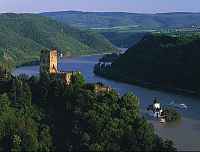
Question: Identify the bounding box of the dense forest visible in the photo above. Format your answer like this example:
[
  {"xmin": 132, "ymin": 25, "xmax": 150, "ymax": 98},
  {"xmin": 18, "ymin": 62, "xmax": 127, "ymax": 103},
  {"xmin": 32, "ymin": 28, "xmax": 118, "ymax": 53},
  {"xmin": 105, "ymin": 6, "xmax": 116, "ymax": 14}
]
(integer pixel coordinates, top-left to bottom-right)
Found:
[
  {"xmin": 42, "ymin": 11, "xmax": 200, "ymax": 29},
  {"xmin": 94, "ymin": 33, "xmax": 200, "ymax": 95},
  {"xmin": 101, "ymin": 32, "xmax": 147, "ymax": 48},
  {"xmin": 0, "ymin": 13, "xmax": 116, "ymax": 68},
  {"xmin": 0, "ymin": 67, "xmax": 176, "ymax": 151}
]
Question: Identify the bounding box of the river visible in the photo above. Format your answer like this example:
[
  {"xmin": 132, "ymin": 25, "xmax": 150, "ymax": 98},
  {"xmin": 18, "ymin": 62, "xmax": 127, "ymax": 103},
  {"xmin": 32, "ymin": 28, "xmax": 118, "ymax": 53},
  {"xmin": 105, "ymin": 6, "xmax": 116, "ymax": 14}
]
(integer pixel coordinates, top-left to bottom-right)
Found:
[{"xmin": 14, "ymin": 55, "xmax": 200, "ymax": 151}]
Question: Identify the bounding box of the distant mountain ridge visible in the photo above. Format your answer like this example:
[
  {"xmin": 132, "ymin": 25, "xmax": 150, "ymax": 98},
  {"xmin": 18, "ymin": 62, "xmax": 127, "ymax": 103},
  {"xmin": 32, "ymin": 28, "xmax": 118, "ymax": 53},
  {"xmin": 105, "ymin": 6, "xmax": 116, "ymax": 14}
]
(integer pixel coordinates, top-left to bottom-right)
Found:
[
  {"xmin": 0, "ymin": 13, "xmax": 116, "ymax": 67},
  {"xmin": 41, "ymin": 11, "xmax": 200, "ymax": 28}
]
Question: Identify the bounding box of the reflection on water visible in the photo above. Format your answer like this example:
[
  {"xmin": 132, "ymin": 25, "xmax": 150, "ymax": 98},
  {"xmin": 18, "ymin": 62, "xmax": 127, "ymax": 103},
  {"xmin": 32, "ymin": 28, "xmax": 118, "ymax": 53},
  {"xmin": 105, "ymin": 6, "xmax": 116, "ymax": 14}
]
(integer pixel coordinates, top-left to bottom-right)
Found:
[
  {"xmin": 14, "ymin": 55, "xmax": 200, "ymax": 151},
  {"xmin": 152, "ymin": 118, "xmax": 200, "ymax": 151}
]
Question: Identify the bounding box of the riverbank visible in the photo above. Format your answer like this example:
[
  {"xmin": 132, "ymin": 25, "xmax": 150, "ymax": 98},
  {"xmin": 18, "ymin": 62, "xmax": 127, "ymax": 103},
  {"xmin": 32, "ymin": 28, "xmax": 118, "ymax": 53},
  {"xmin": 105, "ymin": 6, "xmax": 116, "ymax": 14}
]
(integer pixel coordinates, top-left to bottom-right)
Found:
[
  {"xmin": 16, "ymin": 52, "xmax": 115, "ymax": 69},
  {"xmin": 95, "ymin": 34, "xmax": 200, "ymax": 99},
  {"xmin": 94, "ymin": 69, "xmax": 200, "ymax": 98},
  {"xmin": 14, "ymin": 54, "xmax": 200, "ymax": 151}
]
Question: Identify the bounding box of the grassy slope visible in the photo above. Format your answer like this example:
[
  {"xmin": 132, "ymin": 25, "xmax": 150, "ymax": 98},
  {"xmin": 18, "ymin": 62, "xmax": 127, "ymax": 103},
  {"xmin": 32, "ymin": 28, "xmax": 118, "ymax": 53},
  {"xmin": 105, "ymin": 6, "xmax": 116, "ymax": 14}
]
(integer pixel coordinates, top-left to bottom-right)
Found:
[{"xmin": 0, "ymin": 13, "xmax": 116, "ymax": 67}]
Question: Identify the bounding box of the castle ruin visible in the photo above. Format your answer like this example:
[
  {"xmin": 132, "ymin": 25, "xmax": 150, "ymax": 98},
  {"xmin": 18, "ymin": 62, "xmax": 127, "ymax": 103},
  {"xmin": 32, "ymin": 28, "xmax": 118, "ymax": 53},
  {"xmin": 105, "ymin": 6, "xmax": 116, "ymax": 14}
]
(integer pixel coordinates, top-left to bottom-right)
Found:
[{"xmin": 40, "ymin": 49, "xmax": 80, "ymax": 85}]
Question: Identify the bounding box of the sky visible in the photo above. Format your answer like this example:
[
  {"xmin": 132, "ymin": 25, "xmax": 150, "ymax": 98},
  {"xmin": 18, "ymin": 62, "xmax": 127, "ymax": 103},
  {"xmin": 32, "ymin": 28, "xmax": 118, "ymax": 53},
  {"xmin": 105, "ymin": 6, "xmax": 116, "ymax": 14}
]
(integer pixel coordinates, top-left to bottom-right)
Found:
[{"xmin": 1, "ymin": 0, "xmax": 200, "ymax": 14}]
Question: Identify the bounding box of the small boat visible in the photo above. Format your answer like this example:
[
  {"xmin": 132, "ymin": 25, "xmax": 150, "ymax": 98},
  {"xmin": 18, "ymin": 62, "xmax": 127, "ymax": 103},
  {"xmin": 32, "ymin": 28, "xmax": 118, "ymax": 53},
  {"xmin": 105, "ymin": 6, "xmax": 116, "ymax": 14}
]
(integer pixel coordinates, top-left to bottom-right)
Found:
[
  {"xmin": 179, "ymin": 103, "xmax": 188, "ymax": 109},
  {"xmin": 168, "ymin": 101, "xmax": 188, "ymax": 109},
  {"xmin": 160, "ymin": 118, "xmax": 166, "ymax": 123}
]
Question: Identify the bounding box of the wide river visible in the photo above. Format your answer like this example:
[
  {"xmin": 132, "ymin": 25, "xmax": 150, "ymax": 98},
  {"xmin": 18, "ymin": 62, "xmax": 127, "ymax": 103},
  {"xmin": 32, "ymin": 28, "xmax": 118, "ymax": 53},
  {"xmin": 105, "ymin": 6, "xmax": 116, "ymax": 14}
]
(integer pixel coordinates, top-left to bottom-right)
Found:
[{"xmin": 14, "ymin": 55, "xmax": 200, "ymax": 151}]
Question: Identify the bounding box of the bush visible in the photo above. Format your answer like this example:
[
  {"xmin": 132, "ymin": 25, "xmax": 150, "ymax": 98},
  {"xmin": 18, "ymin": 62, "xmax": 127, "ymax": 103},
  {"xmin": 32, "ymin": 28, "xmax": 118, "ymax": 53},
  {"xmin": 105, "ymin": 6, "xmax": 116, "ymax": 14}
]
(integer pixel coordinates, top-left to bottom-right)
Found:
[{"xmin": 163, "ymin": 108, "xmax": 181, "ymax": 122}]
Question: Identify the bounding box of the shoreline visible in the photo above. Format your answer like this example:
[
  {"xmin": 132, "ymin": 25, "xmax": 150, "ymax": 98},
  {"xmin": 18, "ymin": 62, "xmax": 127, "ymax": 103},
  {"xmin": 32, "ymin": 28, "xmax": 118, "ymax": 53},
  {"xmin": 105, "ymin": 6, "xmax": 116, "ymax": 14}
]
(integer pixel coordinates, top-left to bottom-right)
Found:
[
  {"xmin": 14, "ymin": 54, "xmax": 200, "ymax": 151},
  {"xmin": 94, "ymin": 72, "xmax": 200, "ymax": 98},
  {"xmin": 16, "ymin": 53, "xmax": 200, "ymax": 98},
  {"xmin": 16, "ymin": 52, "xmax": 110, "ymax": 68}
]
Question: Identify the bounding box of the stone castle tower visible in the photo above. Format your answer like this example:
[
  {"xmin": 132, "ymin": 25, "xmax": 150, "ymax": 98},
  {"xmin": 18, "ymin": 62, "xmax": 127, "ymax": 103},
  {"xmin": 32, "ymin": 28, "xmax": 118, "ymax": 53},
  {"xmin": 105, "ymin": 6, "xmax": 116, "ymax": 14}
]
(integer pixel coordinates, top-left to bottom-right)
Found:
[
  {"xmin": 40, "ymin": 49, "xmax": 58, "ymax": 75},
  {"xmin": 40, "ymin": 49, "xmax": 81, "ymax": 85},
  {"xmin": 49, "ymin": 49, "xmax": 58, "ymax": 74},
  {"xmin": 39, "ymin": 49, "xmax": 112, "ymax": 90}
]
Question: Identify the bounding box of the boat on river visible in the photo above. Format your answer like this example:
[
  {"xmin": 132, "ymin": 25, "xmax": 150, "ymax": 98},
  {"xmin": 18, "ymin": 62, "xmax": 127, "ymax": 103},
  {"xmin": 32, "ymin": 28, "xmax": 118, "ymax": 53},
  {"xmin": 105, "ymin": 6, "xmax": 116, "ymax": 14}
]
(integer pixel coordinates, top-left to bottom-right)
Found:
[
  {"xmin": 168, "ymin": 101, "xmax": 188, "ymax": 109},
  {"xmin": 13, "ymin": 54, "xmax": 200, "ymax": 150},
  {"xmin": 160, "ymin": 118, "xmax": 166, "ymax": 123}
]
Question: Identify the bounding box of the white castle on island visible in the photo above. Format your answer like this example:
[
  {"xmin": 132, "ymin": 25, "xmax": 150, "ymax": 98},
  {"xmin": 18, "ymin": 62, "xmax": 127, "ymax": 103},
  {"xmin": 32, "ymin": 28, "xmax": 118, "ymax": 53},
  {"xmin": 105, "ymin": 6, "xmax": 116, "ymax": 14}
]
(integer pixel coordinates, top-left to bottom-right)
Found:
[{"xmin": 147, "ymin": 98, "xmax": 166, "ymax": 123}]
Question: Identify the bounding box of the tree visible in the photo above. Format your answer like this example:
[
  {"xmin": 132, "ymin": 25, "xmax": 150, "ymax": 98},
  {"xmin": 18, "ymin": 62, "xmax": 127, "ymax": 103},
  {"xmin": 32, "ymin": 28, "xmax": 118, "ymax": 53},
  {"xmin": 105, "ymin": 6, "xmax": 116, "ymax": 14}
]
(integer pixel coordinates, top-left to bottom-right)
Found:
[
  {"xmin": 119, "ymin": 92, "xmax": 140, "ymax": 123},
  {"xmin": 38, "ymin": 125, "xmax": 53, "ymax": 152},
  {"xmin": 71, "ymin": 73, "xmax": 85, "ymax": 88},
  {"xmin": 0, "ymin": 93, "xmax": 11, "ymax": 113}
]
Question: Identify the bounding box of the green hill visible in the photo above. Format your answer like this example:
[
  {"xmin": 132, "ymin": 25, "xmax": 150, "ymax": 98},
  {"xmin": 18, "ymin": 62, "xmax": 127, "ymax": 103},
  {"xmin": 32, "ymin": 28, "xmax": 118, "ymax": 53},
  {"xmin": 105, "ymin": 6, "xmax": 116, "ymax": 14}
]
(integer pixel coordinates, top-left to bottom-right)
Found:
[
  {"xmin": 101, "ymin": 32, "xmax": 147, "ymax": 48},
  {"xmin": 94, "ymin": 33, "xmax": 200, "ymax": 95},
  {"xmin": 42, "ymin": 11, "xmax": 200, "ymax": 48},
  {"xmin": 41, "ymin": 11, "xmax": 200, "ymax": 29},
  {"xmin": 0, "ymin": 13, "xmax": 116, "ymax": 68}
]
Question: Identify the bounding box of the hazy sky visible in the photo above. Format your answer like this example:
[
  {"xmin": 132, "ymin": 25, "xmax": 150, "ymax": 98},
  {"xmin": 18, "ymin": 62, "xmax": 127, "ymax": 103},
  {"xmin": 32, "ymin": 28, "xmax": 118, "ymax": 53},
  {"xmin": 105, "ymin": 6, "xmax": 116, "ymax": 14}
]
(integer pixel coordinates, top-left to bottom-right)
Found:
[{"xmin": 1, "ymin": 0, "xmax": 200, "ymax": 14}]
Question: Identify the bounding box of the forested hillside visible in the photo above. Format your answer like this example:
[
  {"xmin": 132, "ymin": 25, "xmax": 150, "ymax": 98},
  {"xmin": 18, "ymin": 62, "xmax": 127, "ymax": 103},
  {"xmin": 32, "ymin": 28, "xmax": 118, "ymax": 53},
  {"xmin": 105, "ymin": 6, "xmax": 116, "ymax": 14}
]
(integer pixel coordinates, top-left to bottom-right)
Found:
[
  {"xmin": 101, "ymin": 32, "xmax": 147, "ymax": 48},
  {"xmin": 42, "ymin": 11, "xmax": 200, "ymax": 29},
  {"xmin": 0, "ymin": 71, "xmax": 176, "ymax": 151},
  {"xmin": 94, "ymin": 33, "xmax": 200, "ymax": 94},
  {"xmin": 0, "ymin": 13, "xmax": 116, "ymax": 68}
]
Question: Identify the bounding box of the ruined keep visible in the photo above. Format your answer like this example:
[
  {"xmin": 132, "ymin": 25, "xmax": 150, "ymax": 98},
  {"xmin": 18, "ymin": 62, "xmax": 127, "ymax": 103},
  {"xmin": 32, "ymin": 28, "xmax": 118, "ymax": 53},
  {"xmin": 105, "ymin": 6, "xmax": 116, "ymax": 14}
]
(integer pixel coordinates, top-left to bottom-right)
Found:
[
  {"xmin": 49, "ymin": 49, "xmax": 58, "ymax": 74},
  {"xmin": 40, "ymin": 49, "xmax": 79, "ymax": 85}
]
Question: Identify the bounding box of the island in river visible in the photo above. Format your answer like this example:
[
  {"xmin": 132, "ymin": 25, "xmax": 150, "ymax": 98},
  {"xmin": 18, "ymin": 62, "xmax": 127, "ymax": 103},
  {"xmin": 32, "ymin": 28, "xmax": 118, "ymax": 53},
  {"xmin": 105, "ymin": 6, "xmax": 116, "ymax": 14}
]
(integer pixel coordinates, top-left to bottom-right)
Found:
[
  {"xmin": 1, "ymin": 48, "xmax": 177, "ymax": 151},
  {"xmin": 14, "ymin": 54, "xmax": 200, "ymax": 151}
]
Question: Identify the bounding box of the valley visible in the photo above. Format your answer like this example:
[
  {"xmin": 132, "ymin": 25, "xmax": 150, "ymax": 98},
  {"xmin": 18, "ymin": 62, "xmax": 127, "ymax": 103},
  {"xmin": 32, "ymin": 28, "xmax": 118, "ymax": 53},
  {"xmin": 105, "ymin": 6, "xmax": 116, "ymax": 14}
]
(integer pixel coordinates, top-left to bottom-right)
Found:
[
  {"xmin": 0, "ymin": 13, "xmax": 116, "ymax": 68},
  {"xmin": 1, "ymin": 9, "xmax": 200, "ymax": 151},
  {"xmin": 14, "ymin": 54, "xmax": 200, "ymax": 151}
]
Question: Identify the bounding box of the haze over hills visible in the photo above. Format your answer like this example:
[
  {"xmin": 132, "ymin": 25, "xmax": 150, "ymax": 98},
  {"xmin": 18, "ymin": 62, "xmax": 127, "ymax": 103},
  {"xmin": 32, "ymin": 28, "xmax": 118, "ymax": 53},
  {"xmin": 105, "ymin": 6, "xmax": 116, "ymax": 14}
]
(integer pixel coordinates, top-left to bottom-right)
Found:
[
  {"xmin": 41, "ymin": 11, "xmax": 200, "ymax": 29},
  {"xmin": 0, "ymin": 13, "xmax": 116, "ymax": 67}
]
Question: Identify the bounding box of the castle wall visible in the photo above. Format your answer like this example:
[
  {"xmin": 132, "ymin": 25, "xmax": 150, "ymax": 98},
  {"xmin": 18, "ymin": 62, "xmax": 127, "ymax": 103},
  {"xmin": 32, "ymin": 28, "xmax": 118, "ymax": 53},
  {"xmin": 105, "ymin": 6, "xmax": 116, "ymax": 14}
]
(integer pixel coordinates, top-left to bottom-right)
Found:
[
  {"xmin": 40, "ymin": 49, "xmax": 80, "ymax": 85},
  {"xmin": 94, "ymin": 84, "xmax": 111, "ymax": 93}
]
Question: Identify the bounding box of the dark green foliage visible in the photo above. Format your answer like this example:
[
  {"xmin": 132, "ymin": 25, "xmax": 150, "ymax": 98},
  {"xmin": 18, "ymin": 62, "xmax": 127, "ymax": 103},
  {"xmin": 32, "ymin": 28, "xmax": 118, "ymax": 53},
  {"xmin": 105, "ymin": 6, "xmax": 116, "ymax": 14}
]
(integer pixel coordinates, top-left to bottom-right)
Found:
[
  {"xmin": 0, "ymin": 71, "xmax": 176, "ymax": 151},
  {"xmin": 71, "ymin": 72, "xmax": 85, "ymax": 88},
  {"xmin": 101, "ymin": 32, "xmax": 147, "ymax": 48},
  {"xmin": 0, "ymin": 13, "xmax": 116, "ymax": 68},
  {"xmin": 0, "ymin": 93, "xmax": 53, "ymax": 152},
  {"xmin": 36, "ymin": 74, "xmax": 176, "ymax": 151},
  {"xmin": 94, "ymin": 33, "xmax": 200, "ymax": 95},
  {"xmin": 163, "ymin": 108, "xmax": 181, "ymax": 122}
]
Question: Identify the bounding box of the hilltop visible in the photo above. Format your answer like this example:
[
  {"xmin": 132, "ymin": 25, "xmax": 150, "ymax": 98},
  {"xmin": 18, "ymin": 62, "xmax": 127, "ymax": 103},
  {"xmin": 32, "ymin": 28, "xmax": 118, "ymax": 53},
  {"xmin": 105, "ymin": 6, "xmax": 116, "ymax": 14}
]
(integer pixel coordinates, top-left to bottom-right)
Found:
[
  {"xmin": 41, "ymin": 11, "xmax": 200, "ymax": 29},
  {"xmin": 0, "ymin": 13, "xmax": 116, "ymax": 68},
  {"xmin": 42, "ymin": 11, "xmax": 200, "ymax": 48},
  {"xmin": 94, "ymin": 33, "xmax": 200, "ymax": 95}
]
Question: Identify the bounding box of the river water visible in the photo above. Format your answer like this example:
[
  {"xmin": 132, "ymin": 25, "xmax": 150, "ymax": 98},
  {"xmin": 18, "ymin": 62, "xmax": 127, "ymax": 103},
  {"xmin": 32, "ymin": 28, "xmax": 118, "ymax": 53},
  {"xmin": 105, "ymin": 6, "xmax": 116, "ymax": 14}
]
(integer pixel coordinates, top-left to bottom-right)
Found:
[{"xmin": 14, "ymin": 55, "xmax": 200, "ymax": 151}]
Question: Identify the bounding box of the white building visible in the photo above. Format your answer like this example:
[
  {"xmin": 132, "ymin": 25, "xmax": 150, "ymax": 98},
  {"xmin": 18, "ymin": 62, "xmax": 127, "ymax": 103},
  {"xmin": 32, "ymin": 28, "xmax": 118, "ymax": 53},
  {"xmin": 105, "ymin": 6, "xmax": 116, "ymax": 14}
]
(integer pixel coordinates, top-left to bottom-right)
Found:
[{"xmin": 147, "ymin": 99, "xmax": 163, "ymax": 118}]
